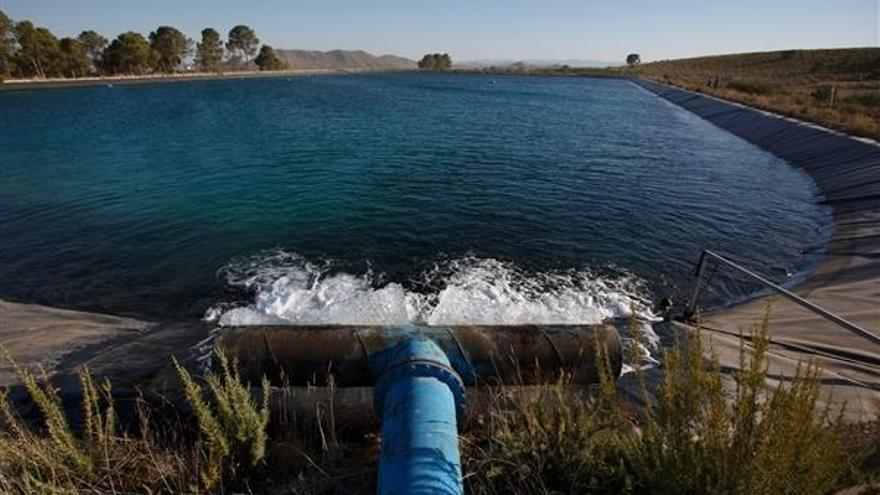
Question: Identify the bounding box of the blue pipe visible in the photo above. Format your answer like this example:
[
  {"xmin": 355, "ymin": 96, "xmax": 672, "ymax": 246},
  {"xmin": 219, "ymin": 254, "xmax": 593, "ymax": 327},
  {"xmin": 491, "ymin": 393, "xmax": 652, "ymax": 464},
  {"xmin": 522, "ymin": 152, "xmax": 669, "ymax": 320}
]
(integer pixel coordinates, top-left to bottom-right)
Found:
[{"xmin": 371, "ymin": 336, "xmax": 466, "ymax": 495}]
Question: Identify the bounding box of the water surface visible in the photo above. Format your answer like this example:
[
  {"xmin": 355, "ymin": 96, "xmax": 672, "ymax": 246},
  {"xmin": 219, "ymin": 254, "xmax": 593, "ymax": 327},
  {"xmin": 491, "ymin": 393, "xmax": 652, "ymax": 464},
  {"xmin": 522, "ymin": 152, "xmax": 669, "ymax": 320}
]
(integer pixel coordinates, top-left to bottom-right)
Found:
[{"xmin": 0, "ymin": 73, "xmax": 831, "ymax": 332}]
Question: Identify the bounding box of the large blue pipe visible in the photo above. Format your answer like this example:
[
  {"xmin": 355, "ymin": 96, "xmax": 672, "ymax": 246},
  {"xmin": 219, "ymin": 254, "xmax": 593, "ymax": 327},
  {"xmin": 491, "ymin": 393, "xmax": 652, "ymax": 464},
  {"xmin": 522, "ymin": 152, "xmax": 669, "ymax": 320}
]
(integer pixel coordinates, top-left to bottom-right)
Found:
[{"xmin": 370, "ymin": 337, "xmax": 466, "ymax": 495}]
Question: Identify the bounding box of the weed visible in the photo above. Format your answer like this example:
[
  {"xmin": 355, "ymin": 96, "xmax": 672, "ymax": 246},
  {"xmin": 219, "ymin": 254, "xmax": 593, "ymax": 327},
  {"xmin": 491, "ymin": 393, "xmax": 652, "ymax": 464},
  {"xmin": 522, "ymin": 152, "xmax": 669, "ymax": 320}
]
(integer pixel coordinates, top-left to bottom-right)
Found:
[
  {"xmin": 174, "ymin": 350, "xmax": 270, "ymax": 492},
  {"xmin": 0, "ymin": 364, "xmax": 197, "ymax": 493},
  {"xmin": 464, "ymin": 312, "xmax": 853, "ymax": 495}
]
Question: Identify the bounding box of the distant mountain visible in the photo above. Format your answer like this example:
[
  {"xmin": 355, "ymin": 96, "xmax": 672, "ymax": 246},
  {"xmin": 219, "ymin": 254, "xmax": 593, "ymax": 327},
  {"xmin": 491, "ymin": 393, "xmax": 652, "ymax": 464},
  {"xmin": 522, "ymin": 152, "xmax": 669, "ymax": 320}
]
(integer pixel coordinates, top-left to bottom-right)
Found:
[
  {"xmin": 275, "ymin": 49, "xmax": 416, "ymax": 71},
  {"xmin": 457, "ymin": 59, "xmax": 613, "ymax": 69}
]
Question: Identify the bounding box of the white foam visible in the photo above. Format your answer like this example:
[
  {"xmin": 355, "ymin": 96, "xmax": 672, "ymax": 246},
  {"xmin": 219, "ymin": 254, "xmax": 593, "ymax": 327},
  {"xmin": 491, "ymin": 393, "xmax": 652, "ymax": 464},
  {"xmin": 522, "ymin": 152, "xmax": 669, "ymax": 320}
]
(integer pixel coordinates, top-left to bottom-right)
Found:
[
  {"xmin": 209, "ymin": 250, "xmax": 660, "ymax": 367},
  {"xmin": 418, "ymin": 258, "xmax": 649, "ymax": 326}
]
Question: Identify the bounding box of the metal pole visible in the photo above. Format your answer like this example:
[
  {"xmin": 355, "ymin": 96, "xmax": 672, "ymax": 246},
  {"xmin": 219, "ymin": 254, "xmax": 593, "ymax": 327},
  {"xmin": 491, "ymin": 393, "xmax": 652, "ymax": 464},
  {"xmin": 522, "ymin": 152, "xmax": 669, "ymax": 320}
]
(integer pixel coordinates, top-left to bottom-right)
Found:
[
  {"xmin": 686, "ymin": 250, "xmax": 709, "ymax": 319},
  {"xmin": 702, "ymin": 250, "xmax": 880, "ymax": 346},
  {"xmin": 371, "ymin": 337, "xmax": 465, "ymax": 495}
]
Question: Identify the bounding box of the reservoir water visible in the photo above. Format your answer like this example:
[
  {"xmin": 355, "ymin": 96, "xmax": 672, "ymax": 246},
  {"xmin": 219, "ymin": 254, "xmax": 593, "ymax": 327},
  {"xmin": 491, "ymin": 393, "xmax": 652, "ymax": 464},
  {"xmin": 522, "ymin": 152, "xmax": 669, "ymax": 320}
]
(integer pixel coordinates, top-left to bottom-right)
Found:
[{"xmin": 0, "ymin": 73, "xmax": 831, "ymax": 338}]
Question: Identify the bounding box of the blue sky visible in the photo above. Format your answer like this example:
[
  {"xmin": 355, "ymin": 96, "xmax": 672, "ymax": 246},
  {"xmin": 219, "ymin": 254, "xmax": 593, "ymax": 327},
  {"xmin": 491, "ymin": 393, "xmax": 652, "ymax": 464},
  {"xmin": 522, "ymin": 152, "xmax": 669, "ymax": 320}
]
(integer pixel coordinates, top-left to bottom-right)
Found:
[{"xmin": 1, "ymin": 0, "xmax": 877, "ymax": 63}]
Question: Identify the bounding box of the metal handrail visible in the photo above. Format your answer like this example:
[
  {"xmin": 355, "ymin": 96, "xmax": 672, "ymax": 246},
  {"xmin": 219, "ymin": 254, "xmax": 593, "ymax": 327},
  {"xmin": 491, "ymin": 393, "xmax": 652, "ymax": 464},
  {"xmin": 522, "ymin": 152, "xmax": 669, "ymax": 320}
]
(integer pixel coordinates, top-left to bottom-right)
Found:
[{"xmin": 687, "ymin": 249, "xmax": 880, "ymax": 346}]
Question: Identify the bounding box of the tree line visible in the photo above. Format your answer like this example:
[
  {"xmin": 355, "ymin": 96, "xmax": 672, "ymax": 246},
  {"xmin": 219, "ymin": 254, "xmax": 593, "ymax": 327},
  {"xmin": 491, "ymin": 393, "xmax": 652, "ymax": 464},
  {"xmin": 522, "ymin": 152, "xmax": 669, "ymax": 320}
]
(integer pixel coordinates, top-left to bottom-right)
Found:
[{"xmin": 0, "ymin": 9, "xmax": 287, "ymax": 80}]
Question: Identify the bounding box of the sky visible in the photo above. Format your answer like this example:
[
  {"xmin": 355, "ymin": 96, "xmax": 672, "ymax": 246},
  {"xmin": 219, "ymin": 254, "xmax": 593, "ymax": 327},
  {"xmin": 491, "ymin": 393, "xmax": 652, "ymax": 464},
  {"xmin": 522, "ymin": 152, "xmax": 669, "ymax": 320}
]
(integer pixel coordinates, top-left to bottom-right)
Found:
[{"xmin": 1, "ymin": 0, "xmax": 877, "ymax": 63}]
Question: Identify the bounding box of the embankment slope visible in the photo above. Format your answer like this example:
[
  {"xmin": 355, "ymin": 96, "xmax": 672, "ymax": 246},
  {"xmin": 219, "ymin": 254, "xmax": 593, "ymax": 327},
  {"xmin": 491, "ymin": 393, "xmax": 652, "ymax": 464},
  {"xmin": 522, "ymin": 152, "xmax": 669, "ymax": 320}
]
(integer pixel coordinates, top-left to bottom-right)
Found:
[
  {"xmin": 633, "ymin": 79, "xmax": 880, "ymax": 420},
  {"xmin": 0, "ymin": 300, "xmax": 208, "ymax": 403}
]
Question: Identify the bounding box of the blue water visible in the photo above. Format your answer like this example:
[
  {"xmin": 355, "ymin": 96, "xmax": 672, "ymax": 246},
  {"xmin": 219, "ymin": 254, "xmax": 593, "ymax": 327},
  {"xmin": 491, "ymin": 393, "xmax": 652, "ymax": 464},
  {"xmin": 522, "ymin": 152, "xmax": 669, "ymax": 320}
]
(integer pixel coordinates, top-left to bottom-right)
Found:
[{"xmin": 0, "ymin": 73, "xmax": 831, "ymax": 324}]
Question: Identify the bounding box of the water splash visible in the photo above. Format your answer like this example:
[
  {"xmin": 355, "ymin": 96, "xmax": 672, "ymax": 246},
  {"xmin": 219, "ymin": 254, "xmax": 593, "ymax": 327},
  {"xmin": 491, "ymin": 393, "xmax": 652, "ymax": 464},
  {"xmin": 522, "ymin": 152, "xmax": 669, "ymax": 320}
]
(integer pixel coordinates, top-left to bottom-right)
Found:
[{"xmin": 207, "ymin": 250, "xmax": 660, "ymax": 367}]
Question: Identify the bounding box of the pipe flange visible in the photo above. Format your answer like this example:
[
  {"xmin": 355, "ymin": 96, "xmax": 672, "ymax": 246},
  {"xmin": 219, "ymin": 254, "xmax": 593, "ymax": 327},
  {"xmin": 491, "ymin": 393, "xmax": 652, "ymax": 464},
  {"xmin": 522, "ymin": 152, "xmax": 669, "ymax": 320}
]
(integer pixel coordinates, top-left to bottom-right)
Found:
[{"xmin": 374, "ymin": 359, "xmax": 467, "ymax": 419}]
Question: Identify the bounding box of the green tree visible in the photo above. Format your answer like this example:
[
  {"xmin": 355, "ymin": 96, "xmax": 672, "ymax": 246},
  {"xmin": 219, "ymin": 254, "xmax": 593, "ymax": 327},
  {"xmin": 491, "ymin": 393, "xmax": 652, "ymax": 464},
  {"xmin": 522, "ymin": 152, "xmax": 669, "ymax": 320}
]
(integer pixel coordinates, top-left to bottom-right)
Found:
[
  {"xmin": 77, "ymin": 30, "xmax": 107, "ymax": 74},
  {"xmin": 0, "ymin": 9, "xmax": 13, "ymax": 78},
  {"xmin": 13, "ymin": 21, "xmax": 62, "ymax": 78},
  {"xmin": 102, "ymin": 32, "xmax": 155, "ymax": 75},
  {"xmin": 418, "ymin": 53, "xmax": 452, "ymax": 70},
  {"xmin": 59, "ymin": 37, "xmax": 90, "ymax": 78},
  {"xmin": 195, "ymin": 28, "xmax": 224, "ymax": 72},
  {"xmin": 626, "ymin": 53, "xmax": 641, "ymax": 67},
  {"xmin": 438, "ymin": 52, "xmax": 452, "ymax": 69},
  {"xmin": 417, "ymin": 53, "xmax": 434, "ymax": 69},
  {"xmin": 254, "ymin": 45, "xmax": 285, "ymax": 71},
  {"xmin": 149, "ymin": 26, "xmax": 189, "ymax": 73},
  {"xmin": 226, "ymin": 25, "xmax": 258, "ymax": 68}
]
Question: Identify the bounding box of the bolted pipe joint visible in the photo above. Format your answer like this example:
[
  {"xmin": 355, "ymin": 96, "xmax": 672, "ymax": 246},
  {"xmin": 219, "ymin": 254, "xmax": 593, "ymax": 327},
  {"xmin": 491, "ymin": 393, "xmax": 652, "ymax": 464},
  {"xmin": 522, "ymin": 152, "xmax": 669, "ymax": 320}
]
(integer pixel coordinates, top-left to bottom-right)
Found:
[
  {"xmin": 370, "ymin": 337, "xmax": 466, "ymax": 495},
  {"xmin": 371, "ymin": 337, "xmax": 467, "ymax": 418}
]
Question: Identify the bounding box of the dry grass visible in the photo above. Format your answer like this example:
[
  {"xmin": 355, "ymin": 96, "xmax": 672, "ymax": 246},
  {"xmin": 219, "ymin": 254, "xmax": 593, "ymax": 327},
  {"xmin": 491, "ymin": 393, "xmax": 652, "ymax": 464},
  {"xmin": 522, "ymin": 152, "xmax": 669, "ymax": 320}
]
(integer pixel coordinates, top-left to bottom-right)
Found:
[
  {"xmin": 0, "ymin": 352, "xmax": 272, "ymax": 494},
  {"xmin": 0, "ymin": 367, "xmax": 197, "ymax": 493},
  {"xmin": 630, "ymin": 48, "xmax": 880, "ymax": 140}
]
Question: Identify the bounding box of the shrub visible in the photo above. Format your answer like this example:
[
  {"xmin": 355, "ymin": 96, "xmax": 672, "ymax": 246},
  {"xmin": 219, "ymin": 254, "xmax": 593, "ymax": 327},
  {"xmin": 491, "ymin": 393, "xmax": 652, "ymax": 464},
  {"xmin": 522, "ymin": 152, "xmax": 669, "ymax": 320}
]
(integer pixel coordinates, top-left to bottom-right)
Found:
[
  {"xmin": 0, "ymin": 365, "xmax": 197, "ymax": 493},
  {"xmin": 463, "ymin": 309, "xmax": 853, "ymax": 495},
  {"xmin": 174, "ymin": 350, "xmax": 270, "ymax": 491},
  {"xmin": 0, "ymin": 351, "xmax": 272, "ymax": 494}
]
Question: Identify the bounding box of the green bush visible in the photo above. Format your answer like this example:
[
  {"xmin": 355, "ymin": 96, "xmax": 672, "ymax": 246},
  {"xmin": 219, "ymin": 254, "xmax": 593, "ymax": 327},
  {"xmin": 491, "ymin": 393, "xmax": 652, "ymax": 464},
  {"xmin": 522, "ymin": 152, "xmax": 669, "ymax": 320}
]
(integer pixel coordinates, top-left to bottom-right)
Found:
[{"xmin": 174, "ymin": 351, "xmax": 270, "ymax": 491}]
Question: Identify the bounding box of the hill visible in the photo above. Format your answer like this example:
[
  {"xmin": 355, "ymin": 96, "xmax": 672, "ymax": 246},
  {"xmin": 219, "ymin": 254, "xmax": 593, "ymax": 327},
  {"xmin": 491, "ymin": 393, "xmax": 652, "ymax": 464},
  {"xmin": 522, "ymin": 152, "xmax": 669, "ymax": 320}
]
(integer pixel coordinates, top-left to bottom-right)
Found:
[
  {"xmin": 275, "ymin": 49, "xmax": 415, "ymax": 71},
  {"xmin": 633, "ymin": 48, "xmax": 880, "ymax": 140},
  {"xmin": 457, "ymin": 58, "xmax": 612, "ymax": 69}
]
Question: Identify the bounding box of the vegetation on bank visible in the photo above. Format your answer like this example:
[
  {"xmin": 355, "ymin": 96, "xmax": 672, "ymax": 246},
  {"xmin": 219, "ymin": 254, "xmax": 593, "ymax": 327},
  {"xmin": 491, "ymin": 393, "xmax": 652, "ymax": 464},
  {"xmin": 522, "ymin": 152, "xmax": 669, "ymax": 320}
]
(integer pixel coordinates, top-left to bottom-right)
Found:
[
  {"xmin": 0, "ymin": 9, "xmax": 286, "ymax": 81},
  {"xmin": 465, "ymin": 314, "xmax": 858, "ymax": 494},
  {"xmin": 0, "ymin": 312, "xmax": 876, "ymax": 494},
  {"xmin": 0, "ymin": 353, "xmax": 271, "ymax": 493}
]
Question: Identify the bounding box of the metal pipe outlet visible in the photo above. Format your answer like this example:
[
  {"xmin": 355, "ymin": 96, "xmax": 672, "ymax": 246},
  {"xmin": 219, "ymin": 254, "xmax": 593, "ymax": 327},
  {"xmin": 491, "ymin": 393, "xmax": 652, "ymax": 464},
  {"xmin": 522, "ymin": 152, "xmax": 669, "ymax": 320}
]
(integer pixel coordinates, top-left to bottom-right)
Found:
[{"xmin": 216, "ymin": 324, "xmax": 622, "ymax": 387}]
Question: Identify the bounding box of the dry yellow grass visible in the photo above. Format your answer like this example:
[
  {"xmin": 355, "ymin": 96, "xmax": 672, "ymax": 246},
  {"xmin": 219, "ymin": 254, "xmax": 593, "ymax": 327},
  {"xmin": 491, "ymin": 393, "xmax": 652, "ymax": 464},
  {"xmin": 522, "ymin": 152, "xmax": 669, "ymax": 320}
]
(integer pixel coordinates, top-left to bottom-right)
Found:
[{"xmin": 632, "ymin": 48, "xmax": 880, "ymax": 140}]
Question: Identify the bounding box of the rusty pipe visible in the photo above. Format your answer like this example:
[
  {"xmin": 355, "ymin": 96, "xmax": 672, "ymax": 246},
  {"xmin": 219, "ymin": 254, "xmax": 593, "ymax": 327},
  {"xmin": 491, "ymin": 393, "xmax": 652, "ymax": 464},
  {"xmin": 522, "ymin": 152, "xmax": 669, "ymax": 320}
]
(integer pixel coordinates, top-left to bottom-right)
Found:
[{"xmin": 215, "ymin": 324, "xmax": 621, "ymax": 387}]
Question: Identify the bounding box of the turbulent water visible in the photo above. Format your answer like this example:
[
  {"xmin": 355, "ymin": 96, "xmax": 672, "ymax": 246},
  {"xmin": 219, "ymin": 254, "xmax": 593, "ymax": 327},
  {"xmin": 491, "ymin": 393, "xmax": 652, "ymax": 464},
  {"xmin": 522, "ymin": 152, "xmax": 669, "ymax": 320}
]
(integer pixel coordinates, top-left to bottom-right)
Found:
[
  {"xmin": 209, "ymin": 251, "xmax": 655, "ymax": 327},
  {"xmin": 0, "ymin": 73, "xmax": 831, "ymax": 354}
]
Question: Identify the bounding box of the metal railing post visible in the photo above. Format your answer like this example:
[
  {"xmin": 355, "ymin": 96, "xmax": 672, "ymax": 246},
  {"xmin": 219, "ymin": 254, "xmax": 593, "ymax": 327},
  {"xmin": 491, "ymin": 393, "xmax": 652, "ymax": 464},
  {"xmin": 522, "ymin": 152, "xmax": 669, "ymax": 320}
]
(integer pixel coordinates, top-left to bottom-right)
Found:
[{"xmin": 685, "ymin": 250, "xmax": 709, "ymax": 320}]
